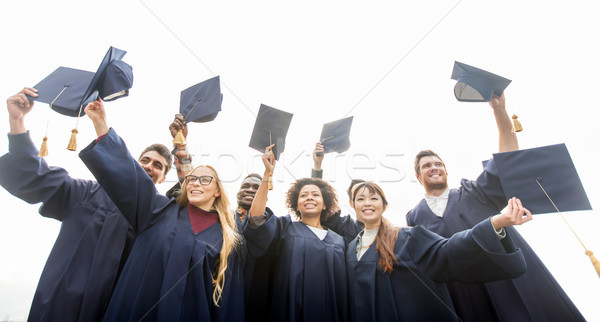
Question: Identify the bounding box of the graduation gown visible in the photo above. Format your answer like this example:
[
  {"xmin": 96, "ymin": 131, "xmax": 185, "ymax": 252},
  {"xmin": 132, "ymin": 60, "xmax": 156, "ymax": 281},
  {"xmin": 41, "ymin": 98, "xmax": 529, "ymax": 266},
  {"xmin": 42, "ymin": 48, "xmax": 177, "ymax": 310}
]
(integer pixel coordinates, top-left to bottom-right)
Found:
[
  {"xmin": 347, "ymin": 219, "xmax": 526, "ymax": 322},
  {"xmin": 406, "ymin": 158, "xmax": 585, "ymax": 322},
  {"xmin": 244, "ymin": 210, "xmax": 348, "ymax": 322},
  {"xmin": 79, "ymin": 129, "xmax": 246, "ymax": 322},
  {"xmin": 0, "ymin": 132, "xmax": 134, "ymax": 322}
]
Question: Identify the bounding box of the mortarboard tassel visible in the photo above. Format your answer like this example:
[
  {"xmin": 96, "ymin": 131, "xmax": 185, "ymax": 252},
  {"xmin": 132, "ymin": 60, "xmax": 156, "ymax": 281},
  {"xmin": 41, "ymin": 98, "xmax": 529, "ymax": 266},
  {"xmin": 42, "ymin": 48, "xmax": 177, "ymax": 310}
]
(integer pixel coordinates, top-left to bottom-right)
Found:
[
  {"xmin": 67, "ymin": 105, "xmax": 83, "ymax": 151},
  {"xmin": 585, "ymin": 250, "xmax": 600, "ymax": 278},
  {"xmin": 67, "ymin": 129, "xmax": 78, "ymax": 151},
  {"xmin": 537, "ymin": 179, "xmax": 600, "ymax": 278},
  {"xmin": 41, "ymin": 85, "xmax": 69, "ymax": 156},
  {"xmin": 38, "ymin": 136, "xmax": 49, "ymax": 157},
  {"xmin": 172, "ymin": 129, "xmax": 186, "ymax": 145},
  {"xmin": 512, "ymin": 114, "xmax": 523, "ymax": 132},
  {"xmin": 268, "ymin": 173, "xmax": 274, "ymax": 190}
]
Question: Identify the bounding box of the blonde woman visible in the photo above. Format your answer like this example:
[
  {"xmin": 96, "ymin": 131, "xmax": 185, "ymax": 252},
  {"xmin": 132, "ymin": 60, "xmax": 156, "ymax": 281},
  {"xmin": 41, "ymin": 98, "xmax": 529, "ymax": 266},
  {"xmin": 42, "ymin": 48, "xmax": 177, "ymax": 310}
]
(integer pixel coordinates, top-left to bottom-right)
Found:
[{"xmin": 80, "ymin": 100, "xmax": 245, "ymax": 321}]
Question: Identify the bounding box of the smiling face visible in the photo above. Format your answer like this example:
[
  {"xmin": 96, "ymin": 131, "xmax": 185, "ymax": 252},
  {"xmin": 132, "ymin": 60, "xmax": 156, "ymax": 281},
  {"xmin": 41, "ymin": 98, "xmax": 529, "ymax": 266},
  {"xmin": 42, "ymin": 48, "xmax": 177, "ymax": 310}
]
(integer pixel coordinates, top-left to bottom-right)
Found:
[
  {"xmin": 353, "ymin": 186, "xmax": 386, "ymax": 229},
  {"xmin": 416, "ymin": 155, "xmax": 448, "ymax": 192},
  {"xmin": 297, "ymin": 184, "xmax": 326, "ymax": 219},
  {"xmin": 185, "ymin": 166, "xmax": 221, "ymax": 211},
  {"xmin": 236, "ymin": 176, "xmax": 261, "ymax": 209},
  {"xmin": 138, "ymin": 151, "xmax": 169, "ymax": 184}
]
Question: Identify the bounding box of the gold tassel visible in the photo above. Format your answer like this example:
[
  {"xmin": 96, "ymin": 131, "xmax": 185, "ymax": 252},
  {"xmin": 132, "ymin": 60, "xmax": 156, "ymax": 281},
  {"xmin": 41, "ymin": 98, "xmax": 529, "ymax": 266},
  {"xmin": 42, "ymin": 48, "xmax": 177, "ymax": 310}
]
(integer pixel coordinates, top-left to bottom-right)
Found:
[
  {"xmin": 585, "ymin": 249, "xmax": 600, "ymax": 278},
  {"xmin": 268, "ymin": 173, "xmax": 273, "ymax": 190},
  {"xmin": 67, "ymin": 129, "xmax": 78, "ymax": 151},
  {"xmin": 38, "ymin": 136, "xmax": 48, "ymax": 157},
  {"xmin": 512, "ymin": 114, "xmax": 523, "ymax": 132},
  {"xmin": 172, "ymin": 129, "xmax": 186, "ymax": 145}
]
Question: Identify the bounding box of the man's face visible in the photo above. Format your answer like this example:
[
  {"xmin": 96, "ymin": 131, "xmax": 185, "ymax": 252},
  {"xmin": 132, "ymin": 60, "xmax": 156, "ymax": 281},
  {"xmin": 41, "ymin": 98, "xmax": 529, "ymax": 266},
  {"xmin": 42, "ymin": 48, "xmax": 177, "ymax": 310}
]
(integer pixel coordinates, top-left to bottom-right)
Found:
[
  {"xmin": 138, "ymin": 151, "xmax": 168, "ymax": 184},
  {"xmin": 416, "ymin": 156, "xmax": 448, "ymax": 191},
  {"xmin": 236, "ymin": 177, "xmax": 261, "ymax": 209}
]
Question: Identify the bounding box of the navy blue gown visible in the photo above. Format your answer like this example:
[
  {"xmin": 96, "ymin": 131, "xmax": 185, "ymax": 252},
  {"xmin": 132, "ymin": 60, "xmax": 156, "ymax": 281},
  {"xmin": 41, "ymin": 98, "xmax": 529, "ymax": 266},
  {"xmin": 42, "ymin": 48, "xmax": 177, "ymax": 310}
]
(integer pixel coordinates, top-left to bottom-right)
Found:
[
  {"xmin": 80, "ymin": 129, "xmax": 246, "ymax": 321},
  {"xmin": 347, "ymin": 219, "xmax": 526, "ymax": 322},
  {"xmin": 406, "ymin": 158, "xmax": 585, "ymax": 322},
  {"xmin": 0, "ymin": 132, "xmax": 134, "ymax": 322},
  {"xmin": 326, "ymin": 211, "xmax": 527, "ymax": 321},
  {"xmin": 244, "ymin": 210, "xmax": 348, "ymax": 322}
]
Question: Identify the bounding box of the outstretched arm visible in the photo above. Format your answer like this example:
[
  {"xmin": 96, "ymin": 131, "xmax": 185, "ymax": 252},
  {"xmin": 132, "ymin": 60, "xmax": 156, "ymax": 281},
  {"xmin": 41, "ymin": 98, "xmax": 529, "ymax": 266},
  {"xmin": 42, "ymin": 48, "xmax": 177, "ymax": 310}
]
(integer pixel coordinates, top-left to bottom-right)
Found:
[
  {"xmin": 311, "ymin": 141, "xmax": 324, "ymax": 178},
  {"xmin": 490, "ymin": 93, "xmax": 518, "ymax": 152}
]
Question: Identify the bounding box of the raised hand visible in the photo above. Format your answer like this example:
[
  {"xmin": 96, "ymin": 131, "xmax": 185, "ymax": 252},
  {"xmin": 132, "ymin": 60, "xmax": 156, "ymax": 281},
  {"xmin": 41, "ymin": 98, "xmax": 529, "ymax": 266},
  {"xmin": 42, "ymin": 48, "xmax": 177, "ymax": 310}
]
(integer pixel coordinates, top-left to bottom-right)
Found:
[
  {"xmin": 7, "ymin": 87, "xmax": 37, "ymax": 134},
  {"xmin": 491, "ymin": 197, "xmax": 533, "ymax": 229}
]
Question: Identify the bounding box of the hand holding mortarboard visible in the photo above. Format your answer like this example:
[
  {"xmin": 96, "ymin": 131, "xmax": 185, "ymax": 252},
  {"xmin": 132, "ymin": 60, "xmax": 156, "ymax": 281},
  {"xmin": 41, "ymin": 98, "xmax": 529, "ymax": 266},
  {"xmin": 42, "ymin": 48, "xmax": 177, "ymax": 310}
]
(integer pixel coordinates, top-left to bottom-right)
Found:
[
  {"xmin": 313, "ymin": 142, "xmax": 325, "ymax": 169},
  {"xmin": 318, "ymin": 116, "xmax": 353, "ymax": 155},
  {"xmin": 169, "ymin": 114, "xmax": 188, "ymax": 142},
  {"xmin": 173, "ymin": 76, "xmax": 222, "ymax": 145},
  {"xmin": 451, "ymin": 61, "xmax": 522, "ymax": 133},
  {"xmin": 83, "ymin": 99, "xmax": 108, "ymax": 138},
  {"xmin": 7, "ymin": 88, "xmax": 37, "ymax": 135}
]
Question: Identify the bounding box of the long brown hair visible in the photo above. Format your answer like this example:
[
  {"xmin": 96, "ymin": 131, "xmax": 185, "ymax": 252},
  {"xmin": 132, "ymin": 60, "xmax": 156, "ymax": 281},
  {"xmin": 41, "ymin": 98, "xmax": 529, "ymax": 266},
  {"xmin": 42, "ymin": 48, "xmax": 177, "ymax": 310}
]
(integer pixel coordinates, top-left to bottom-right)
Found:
[
  {"xmin": 177, "ymin": 165, "xmax": 241, "ymax": 306},
  {"xmin": 352, "ymin": 182, "xmax": 399, "ymax": 274}
]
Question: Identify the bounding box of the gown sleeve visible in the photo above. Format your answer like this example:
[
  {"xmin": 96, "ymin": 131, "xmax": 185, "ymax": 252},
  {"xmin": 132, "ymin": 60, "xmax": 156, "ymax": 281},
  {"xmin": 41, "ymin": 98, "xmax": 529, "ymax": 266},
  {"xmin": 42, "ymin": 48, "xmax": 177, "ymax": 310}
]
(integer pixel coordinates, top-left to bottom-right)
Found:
[
  {"xmin": 79, "ymin": 128, "xmax": 170, "ymax": 233},
  {"xmin": 323, "ymin": 210, "xmax": 363, "ymax": 245},
  {"xmin": 462, "ymin": 158, "xmax": 508, "ymax": 212},
  {"xmin": 0, "ymin": 132, "xmax": 94, "ymax": 220},
  {"xmin": 405, "ymin": 218, "xmax": 526, "ymax": 283},
  {"xmin": 243, "ymin": 208, "xmax": 288, "ymax": 258}
]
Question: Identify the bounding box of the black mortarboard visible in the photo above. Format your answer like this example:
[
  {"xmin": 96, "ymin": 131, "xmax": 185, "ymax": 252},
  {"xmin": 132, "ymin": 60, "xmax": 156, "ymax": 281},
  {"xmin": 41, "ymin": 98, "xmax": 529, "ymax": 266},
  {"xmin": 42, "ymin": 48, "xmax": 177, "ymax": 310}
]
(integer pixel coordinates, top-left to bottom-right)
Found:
[
  {"xmin": 30, "ymin": 46, "xmax": 131, "ymax": 117},
  {"xmin": 493, "ymin": 144, "xmax": 592, "ymax": 215},
  {"xmin": 451, "ymin": 61, "xmax": 511, "ymax": 102},
  {"xmin": 100, "ymin": 60, "xmax": 134, "ymax": 101},
  {"xmin": 179, "ymin": 76, "xmax": 223, "ymax": 123},
  {"xmin": 31, "ymin": 66, "xmax": 96, "ymax": 117},
  {"xmin": 248, "ymin": 104, "xmax": 294, "ymax": 160},
  {"xmin": 319, "ymin": 116, "xmax": 353, "ymax": 154}
]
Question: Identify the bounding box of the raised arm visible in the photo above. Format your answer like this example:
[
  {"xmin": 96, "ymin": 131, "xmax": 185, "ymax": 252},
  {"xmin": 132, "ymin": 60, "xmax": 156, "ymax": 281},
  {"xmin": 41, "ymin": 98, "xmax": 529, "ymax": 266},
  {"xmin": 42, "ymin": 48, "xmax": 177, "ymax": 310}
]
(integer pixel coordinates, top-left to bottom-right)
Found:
[
  {"xmin": 0, "ymin": 88, "xmax": 80, "ymax": 219},
  {"xmin": 80, "ymin": 100, "xmax": 168, "ymax": 232},
  {"xmin": 490, "ymin": 93, "xmax": 518, "ymax": 153},
  {"xmin": 7, "ymin": 87, "xmax": 37, "ymax": 134},
  {"xmin": 249, "ymin": 144, "xmax": 275, "ymax": 219},
  {"xmin": 311, "ymin": 141, "xmax": 324, "ymax": 178},
  {"xmin": 169, "ymin": 113, "xmax": 193, "ymax": 182}
]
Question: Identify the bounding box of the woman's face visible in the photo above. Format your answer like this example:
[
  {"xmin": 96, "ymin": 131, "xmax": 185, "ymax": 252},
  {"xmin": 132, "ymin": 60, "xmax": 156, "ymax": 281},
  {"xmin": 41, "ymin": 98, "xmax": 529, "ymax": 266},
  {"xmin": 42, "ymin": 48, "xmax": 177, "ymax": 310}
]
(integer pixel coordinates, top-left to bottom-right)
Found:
[
  {"xmin": 353, "ymin": 187, "xmax": 385, "ymax": 228},
  {"xmin": 297, "ymin": 184, "xmax": 326, "ymax": 218},
  {"xmin": 185, "ymin": 166, "xmax": 221, "ymax": 211}
]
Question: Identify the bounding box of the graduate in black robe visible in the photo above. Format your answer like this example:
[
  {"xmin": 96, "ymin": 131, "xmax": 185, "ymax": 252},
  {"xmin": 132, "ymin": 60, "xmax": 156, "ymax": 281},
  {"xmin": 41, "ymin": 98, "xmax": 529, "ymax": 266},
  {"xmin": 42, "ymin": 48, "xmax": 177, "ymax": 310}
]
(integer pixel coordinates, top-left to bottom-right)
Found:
[
  {"xmin": 79, "ymin": 100, "xmax": 246, "ymax": 321},
  {"xmin": 244, "ymin": 145, "xmax": 348, "ymax": 322},
  {"xmin": 406, "ymin": 93, "xmax": 584, "ymax": 321},
  {"xmin": 0, "ymin": 88, "xmax": 171, "ymax": 322},
  {"xmin": 343, "ymin": 182, "xmax": 529, "ymax": 321}
]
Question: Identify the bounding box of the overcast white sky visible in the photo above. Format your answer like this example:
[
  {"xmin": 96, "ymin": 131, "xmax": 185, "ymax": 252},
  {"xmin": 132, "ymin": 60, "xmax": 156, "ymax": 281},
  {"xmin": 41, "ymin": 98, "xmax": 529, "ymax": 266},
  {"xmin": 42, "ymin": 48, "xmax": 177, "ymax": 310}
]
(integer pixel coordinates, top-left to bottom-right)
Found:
[{"xmin": 1, "ymin": 1, "xmax": 599, "ymax": 320}]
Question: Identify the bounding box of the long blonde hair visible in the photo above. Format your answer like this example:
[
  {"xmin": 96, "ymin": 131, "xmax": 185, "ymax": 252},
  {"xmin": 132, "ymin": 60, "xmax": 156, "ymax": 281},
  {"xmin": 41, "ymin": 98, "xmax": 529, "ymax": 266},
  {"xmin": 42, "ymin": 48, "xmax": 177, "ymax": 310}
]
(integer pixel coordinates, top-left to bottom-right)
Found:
[{"xmin": 177, "ymin": 165, "xmax": 242, "ymax": 306}]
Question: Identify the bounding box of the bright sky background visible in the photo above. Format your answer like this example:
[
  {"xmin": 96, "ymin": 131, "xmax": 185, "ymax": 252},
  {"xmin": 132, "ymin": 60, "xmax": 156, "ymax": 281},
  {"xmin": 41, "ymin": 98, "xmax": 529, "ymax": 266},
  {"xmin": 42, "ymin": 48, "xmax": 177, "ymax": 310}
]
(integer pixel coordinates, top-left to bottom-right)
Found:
[{"xmin": 1, "ymin": 1, "xmax": 599, "ymax": 320}]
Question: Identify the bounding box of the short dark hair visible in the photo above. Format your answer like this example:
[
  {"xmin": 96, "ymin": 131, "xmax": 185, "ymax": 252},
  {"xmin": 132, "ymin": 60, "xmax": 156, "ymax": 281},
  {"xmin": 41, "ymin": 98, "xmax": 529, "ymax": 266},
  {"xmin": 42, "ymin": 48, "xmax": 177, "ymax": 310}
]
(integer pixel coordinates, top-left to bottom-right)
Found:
[
  {"xmin": 242, "ymin": 173, "xmax": 262, "ymax": 184},
  {"xmin": 346, "ymin": 179, "xmax": 366, "ymax": 199},
  {"xmin": 139, "ymin": 143, "xmax": 172, "ymax": 175},
  {"xmin": 414, "ymin": 150, "xmax": 444, "ymax": 175},
  {"xmin": 286, "ymin": 178, "xmax": 338, "ymax": 222}
]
